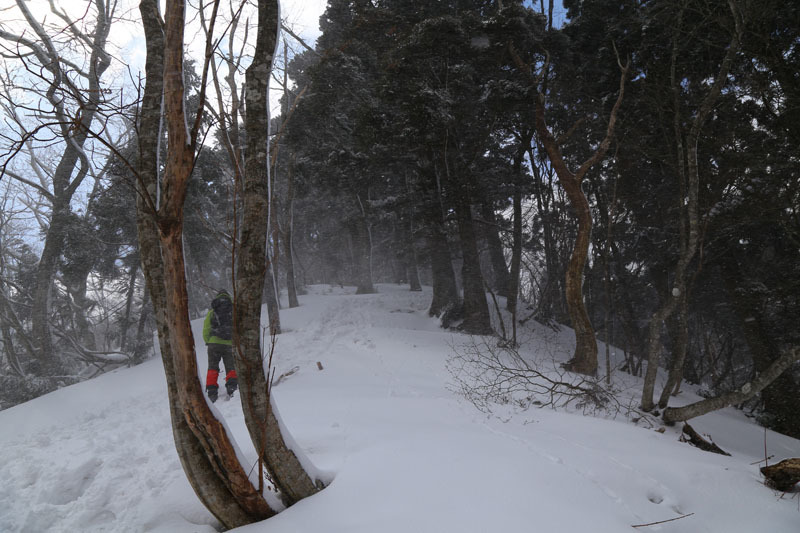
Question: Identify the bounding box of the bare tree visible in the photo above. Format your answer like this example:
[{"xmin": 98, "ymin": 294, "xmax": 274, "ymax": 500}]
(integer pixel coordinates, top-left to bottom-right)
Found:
[
  {"xmin": 135, "ymin": 0, "xmax": 323, "ymax": 526},
  {"xmin": 0, "ymin": 0, "xmax": 114, "ymax": 374}
]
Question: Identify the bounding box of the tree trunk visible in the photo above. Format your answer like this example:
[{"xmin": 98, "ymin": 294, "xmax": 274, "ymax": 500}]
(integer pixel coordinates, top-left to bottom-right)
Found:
[
  {"xmin": 284, "ymin": 154, "xmax": 299, "ymax": 308},
  {"xmin": 507, "ymin": 137, "xmax": 530, "ymax": 318},
  {"xmin": 533, "ymin": 104, "xmax": 597, "ymax": 375},
  {"xmin": 480, "ymin": 201, "xmax": 510, "ymax": 298},
  {"xmin": 658, "ymin": 291, "xmax": 689, "ymax": 408},
  {"xmin": 453, "ymin": 191, "xmax": 493, "ymax": 335},
  {"xmin": 132, "ymin": 286, "xmax": 151, "ymax": 364},
  {"xmin": 720, "ymin": 256, "xmax": 800, "ymax": 439},
  {"xmin": 531, "ymin": 158, "xmax": 563, "ymax": 321},
  {"xmin": 235, "ymin": 0, "xmax": 322, "ymax": 507},
  {"xmin": 425, "ymin": 214, "xmax": 458, "ymax": 317},
  {"xmin": 511, "ymin": 43, "xmax": 627, "ymax": 375},
  {"xmin": 160, "ymin": 220, "xmax": 275, "ymax": 522},
  {"xmin": 641, "ymin": 9, "xmax": 740, "ymax": 411},
  {"xmin": 262, "ymin": 262, "xmax": 282, "ymax": 334},
  {"xmin": 663, "ymin": 347, "xmax": 800, "ymax": 424},
  {"xmin": 347, "ymin": 209, "xmax": 375, "ymax": 295},
  {"xmin": 406, "ymin": 212, "xmax": 423, "ymax": 292},
  {"xmin": 119, "ymin": 261, "xmax": 139, "ymax": 351},
  {"xmin": 31, "ymin": 203, "xmax": 69, "ymax": 372},
  {"xmin": 421, "ymin": 178, "xmax": 458, "ymax": 316}
]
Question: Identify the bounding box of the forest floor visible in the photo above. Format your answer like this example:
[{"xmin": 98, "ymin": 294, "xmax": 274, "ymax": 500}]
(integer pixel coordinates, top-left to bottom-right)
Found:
[{"xmin": 0, "ymin": 284, "xmax": 798, "ymax": 532}]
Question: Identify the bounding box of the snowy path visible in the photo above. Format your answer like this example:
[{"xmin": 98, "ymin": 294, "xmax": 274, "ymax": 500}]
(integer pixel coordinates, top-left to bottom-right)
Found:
[{"xmin": 1, "ymin": 284, "xmax": 798, "ymax": 532}]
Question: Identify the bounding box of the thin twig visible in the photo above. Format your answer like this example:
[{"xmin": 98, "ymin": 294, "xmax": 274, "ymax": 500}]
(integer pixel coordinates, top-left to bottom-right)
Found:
[{"xmin": 632, "ymin": 513, "xmax": 695, "ymax": 528}]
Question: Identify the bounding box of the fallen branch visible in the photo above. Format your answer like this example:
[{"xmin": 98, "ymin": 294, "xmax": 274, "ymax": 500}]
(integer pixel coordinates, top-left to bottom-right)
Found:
[
  {"xmin": 632, "ymin": 512, "xmax": 695, "ymax": 528},
  {"xmin": 663, "ymin": 347, "xmax": 800, "ymax": 424},
  {"xmin": 273, "ymin": 365, "xmax": 299, "ymax": 387},
  {"xmin": 680, "ymin": 423, "xmax": 731, "ymax": 456}
]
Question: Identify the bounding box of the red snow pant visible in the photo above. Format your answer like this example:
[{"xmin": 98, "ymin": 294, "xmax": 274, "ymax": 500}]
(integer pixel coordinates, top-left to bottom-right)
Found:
[{"xmin": 206, "ymin": 343, "xmax": 237, "ymax": 391}]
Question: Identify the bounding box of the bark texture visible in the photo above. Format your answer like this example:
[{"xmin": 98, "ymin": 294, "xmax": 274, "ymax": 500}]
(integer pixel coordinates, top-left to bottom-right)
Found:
[
  {"xmin": 136, "ymin": 0, "xmax": 276, "ymax": 527},
  {"xmin": 761, "ymin": 459, "xmax": 800, "ymax": 492},
  {"xmin": 235, "ymin": 0, "xmax": 322, "ymax": 507},
  {"xmin": 347, "ymin": 210, "xmax": 375, "ymax": 294}
]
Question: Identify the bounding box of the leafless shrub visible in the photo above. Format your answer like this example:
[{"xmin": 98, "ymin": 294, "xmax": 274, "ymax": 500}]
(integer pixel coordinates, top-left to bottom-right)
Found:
[{"xmin": 447, "ymin": 335, "xmax": 619, "ymax": 416}]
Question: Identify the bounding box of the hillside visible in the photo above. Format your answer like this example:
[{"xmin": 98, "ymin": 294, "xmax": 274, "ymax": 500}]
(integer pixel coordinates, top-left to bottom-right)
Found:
[{"xmin": 1, "ymin": 284, "xmax": 797, "ymax": 532}]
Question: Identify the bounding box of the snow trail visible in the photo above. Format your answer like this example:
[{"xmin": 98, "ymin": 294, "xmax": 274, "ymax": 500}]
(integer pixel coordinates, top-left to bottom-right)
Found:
[{"xmin": 1, "ymin": 284, "xmax": 798, "ymax": 532}]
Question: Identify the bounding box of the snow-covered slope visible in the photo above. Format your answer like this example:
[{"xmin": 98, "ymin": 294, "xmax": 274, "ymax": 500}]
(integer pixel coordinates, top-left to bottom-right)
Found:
[{"xmin": 1, "ymin": 285, "xmax": 797, "ymax": 532}]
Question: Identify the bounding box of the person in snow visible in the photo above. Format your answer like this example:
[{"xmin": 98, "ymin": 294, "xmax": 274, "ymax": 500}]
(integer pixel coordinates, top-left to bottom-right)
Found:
[{"xmin": 203, "ymin": 290, "xmax": 237, "ymax": 402}]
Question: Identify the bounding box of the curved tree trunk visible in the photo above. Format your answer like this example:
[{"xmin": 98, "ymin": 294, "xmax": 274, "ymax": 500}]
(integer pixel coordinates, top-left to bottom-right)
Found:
[
  {"xmin": 556, "ymin": 172, "xmax": 598, "ymax": 375},
  {"xmin": 511, "ymin": 43, "xmax": 628, "ymax": 375},
  {"xmin": 235, "ymin": 0, "xmax": 322, "ymax": 507}
]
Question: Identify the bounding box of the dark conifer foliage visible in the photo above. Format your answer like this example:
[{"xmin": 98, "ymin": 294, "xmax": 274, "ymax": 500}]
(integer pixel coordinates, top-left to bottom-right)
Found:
[{"xmin": 280, "ymin": 0, "xmax": 799, "ymax": 436}]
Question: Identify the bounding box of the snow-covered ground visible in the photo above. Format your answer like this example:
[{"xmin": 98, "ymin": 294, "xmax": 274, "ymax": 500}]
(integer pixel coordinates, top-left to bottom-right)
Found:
[{"xmin": 1, "ymin": 284, "xmax": 797, "ymax": 532}]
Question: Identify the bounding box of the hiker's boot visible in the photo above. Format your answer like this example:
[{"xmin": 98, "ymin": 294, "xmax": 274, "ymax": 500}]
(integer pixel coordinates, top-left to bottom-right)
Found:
[
  {"xmin": 206, "ymin": 385, "xmax": 219, "ymax": 403},
  {"xmin": 226, "ymin": 377, "xmax": 238, "ymax": 398}
]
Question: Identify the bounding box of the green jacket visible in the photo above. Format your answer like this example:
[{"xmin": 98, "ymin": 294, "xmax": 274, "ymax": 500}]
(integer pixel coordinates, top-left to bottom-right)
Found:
[{"xmin": 202, "ymin": 309, "xmax": 232, "ymax": 346}]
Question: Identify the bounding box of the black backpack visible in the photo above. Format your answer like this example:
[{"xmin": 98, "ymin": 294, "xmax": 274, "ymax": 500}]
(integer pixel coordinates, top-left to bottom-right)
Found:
[{"xmin": 210, "ymin": 294, "xmax": 233, "ymax": 340}]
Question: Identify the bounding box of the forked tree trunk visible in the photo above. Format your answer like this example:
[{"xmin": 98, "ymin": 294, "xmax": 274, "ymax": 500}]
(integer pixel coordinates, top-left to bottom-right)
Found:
[
  {"xmin": 235, "ymin": 0, "xmax": 323, "ymax": 507},
  {"xmin": 136, "ymin": 0, "xmax": 279, "ymax": 527},
  {"xmin": 526, "ymin": 59, "xmax": 628, "ymax": 376},
  {"xmin": 509, "ymin": 42, "xmax": 627, "ymax": 375}
]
